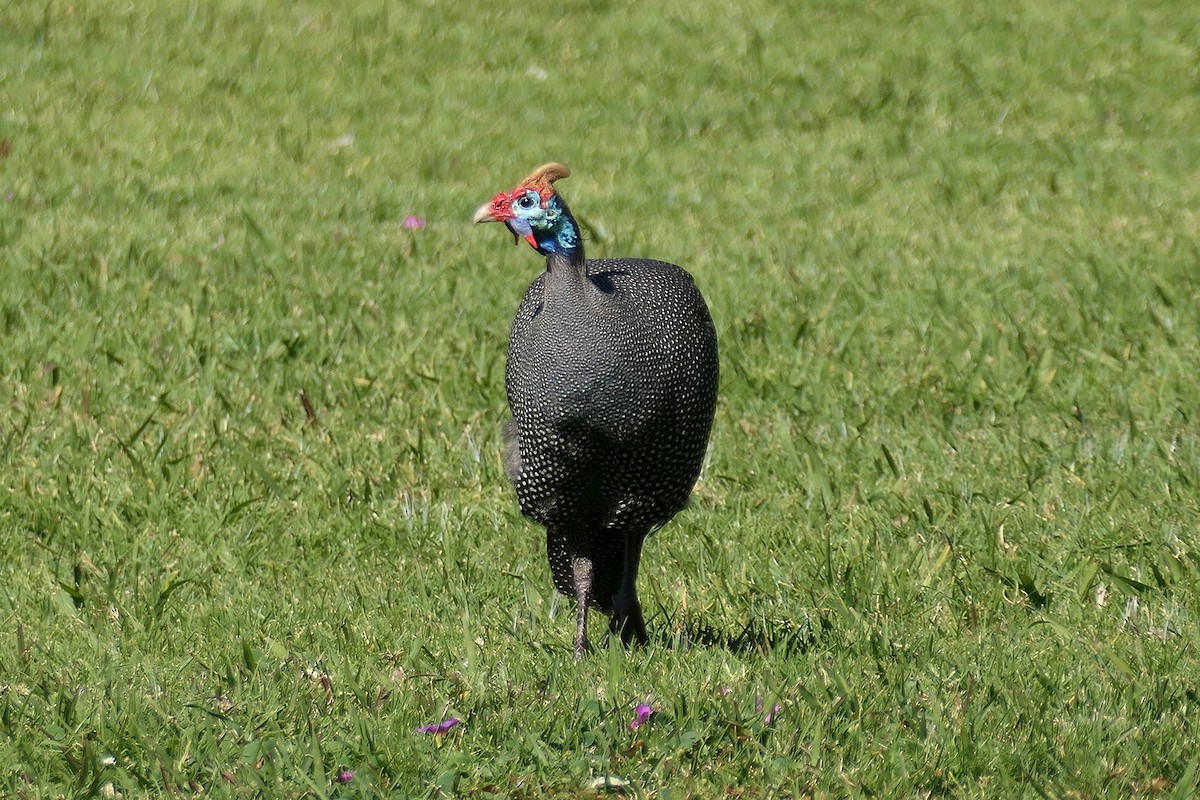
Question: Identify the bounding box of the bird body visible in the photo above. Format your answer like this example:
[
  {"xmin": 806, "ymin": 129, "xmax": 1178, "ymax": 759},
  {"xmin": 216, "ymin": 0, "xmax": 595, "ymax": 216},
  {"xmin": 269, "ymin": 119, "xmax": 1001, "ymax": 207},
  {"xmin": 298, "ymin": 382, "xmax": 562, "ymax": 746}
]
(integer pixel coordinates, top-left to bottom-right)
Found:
[{"xmin": 475, "ymin": 164, "xmax": 717, "ymax": 658}]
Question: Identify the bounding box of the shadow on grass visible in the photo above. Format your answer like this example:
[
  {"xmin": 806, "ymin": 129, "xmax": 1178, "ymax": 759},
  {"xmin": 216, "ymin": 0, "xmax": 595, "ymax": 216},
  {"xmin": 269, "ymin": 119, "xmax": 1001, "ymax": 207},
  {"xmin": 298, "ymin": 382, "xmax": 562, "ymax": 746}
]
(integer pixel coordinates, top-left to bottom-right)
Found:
[{"xmin": 654, "ymin": 611, "xmax": 833, "ymax": 656}]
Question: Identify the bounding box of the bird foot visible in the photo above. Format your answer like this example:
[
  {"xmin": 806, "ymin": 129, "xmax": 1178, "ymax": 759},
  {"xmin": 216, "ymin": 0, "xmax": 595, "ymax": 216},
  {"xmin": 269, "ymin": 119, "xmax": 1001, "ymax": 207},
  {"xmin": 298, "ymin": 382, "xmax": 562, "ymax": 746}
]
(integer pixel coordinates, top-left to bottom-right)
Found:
[{"xmin": 607, "ymin": 602, "xmax": 649, "ymax": 648}]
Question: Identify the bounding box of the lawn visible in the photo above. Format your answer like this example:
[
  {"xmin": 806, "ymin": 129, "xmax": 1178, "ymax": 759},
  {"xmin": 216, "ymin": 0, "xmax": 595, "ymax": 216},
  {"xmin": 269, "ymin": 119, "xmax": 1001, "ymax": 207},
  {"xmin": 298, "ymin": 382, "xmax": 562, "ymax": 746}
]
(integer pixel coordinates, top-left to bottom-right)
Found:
[{"xmin": 2, "ymin": 0, "xmax": 1199, "ymax": 797}]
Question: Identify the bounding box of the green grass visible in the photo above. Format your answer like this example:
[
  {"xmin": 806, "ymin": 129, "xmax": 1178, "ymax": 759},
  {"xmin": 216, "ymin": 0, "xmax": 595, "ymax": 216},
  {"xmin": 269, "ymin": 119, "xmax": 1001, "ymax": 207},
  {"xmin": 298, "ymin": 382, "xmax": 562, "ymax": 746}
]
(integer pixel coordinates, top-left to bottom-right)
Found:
[{"xmin": 2, "ymin": 0, "xmax": 1199, "ymax": 796}]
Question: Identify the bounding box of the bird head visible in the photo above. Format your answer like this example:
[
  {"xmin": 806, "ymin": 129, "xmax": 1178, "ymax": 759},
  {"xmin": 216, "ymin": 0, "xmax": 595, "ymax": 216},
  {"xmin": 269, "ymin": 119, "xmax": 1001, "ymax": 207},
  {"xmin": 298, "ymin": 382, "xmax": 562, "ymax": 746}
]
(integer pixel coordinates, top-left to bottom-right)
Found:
[{"xmin": 473, "ymin": 163, "xmax": 581, "ymax": 259}]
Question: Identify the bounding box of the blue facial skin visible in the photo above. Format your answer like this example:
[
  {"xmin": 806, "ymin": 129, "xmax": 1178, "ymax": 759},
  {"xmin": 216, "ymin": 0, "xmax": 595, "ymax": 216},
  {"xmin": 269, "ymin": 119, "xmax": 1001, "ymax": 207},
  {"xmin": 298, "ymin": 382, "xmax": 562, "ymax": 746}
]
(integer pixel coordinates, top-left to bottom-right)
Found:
[
  {"xmin": 511, "ymin": 190, "xmax": 580, "ymax": 258},
  {"xmin": 507, "ymin": 217, "xmax": 533, "ymax": 241}
]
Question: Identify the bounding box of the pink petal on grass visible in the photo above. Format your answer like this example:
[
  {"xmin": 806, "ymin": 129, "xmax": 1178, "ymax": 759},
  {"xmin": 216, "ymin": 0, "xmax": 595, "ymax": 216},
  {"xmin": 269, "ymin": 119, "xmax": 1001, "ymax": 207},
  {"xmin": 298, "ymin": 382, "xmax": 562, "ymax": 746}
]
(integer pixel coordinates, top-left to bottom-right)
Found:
[
  {"xmin": 416, "ymin": 717, "xmax": 461, "ymax": 735},
  {"xmin": 629, "ymin": 703, "xmax": 653, "ymax": 731},
  {"xmin": 336, "ymin": 770, "xmax": 354, "ymax": 783},
  {"xmin": 403, "ymin": 215, "xmax": 426, "ymax": 229}
]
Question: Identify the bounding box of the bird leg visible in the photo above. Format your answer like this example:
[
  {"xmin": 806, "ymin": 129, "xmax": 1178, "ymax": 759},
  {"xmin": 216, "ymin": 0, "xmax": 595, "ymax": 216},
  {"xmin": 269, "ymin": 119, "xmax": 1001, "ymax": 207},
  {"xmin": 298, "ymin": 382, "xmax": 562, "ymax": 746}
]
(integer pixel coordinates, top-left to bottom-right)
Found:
[
  {"xmin": 571, "ymin": 555, "xmax": 593, "ymax": 660},
  {"xmin": 609, "ymin": 532, "xmax": 648, "ymax": 646}
]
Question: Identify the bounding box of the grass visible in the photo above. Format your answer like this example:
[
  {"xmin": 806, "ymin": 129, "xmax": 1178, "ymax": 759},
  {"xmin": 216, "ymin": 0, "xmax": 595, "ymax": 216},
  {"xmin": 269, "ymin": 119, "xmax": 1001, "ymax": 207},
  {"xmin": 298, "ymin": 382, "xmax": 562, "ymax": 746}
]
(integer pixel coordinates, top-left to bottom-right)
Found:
[{"xmin": 2, "ymin": 0, "xmax": 1199, "ymax": 796}]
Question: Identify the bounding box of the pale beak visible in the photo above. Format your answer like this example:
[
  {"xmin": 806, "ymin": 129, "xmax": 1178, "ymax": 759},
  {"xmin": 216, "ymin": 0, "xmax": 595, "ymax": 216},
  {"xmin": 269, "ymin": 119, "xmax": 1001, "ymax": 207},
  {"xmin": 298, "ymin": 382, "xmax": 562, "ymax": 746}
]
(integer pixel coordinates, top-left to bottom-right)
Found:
[{"xmin": 473, "ymin": 202, "xmax": 499, "ymax": 224}]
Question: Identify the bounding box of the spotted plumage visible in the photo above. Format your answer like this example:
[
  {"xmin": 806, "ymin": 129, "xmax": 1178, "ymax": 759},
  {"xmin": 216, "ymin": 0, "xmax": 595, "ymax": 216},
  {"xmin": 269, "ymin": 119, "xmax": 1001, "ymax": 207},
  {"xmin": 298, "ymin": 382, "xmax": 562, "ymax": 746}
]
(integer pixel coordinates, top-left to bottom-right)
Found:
[{"xmin": 474, "ymin": 164, "xmax": 718, "ymax": 659}]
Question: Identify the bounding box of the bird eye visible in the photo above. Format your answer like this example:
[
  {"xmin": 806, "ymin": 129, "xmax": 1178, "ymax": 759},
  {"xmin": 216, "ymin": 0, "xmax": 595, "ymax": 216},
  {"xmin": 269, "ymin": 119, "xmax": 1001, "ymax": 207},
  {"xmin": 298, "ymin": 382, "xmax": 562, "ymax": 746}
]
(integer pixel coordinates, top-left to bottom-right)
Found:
[{"xmin": 516, "ymin": 192, "xmax": 537, "ymax": 209}]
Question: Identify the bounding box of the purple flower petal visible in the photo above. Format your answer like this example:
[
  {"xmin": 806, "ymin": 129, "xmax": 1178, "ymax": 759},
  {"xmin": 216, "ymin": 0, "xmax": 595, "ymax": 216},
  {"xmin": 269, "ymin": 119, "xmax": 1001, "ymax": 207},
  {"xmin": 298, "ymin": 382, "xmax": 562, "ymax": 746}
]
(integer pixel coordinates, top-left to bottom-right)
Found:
[
  {"xmin": 629, "ymin": 703, "xmax": 653, "ymax": 731},
  {"xmin": 416, "ymin": 717, "xmax": 461, "ymax": 735},
  {"xmin": 337, "ymin": 770, "xmax": 354, "ymax": 783},
  {"xmin": 764, "ymin": 704, "xmax": 782, "ymax": 724},
  {"xmin": 403, "ymin": 215, "xmax": 426, "ymax": 230},
  {"xmin": 719, "ymin": 687, "xmax": 732, "ymax": 697}
]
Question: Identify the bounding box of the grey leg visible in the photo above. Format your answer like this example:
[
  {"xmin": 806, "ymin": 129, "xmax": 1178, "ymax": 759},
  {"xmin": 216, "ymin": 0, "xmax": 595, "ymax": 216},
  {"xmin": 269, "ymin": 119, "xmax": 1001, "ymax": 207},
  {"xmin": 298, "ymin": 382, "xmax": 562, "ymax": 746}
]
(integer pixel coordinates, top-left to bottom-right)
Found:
[{"xmin": 571, "ymin": 556, "xmax": 593, "ymax": 660}]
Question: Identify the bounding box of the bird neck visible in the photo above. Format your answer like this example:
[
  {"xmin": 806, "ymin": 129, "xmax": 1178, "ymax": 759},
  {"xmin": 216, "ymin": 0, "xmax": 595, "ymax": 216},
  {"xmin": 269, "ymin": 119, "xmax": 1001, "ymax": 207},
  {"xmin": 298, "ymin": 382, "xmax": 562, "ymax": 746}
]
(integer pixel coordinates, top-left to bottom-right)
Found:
[
  {"xmin": 544, "ymin": 250, "xmax": 584, "ymax": 276},
  {"xmin": 540, "ymin": 240, "xmax": 593, "ymax": 304}
]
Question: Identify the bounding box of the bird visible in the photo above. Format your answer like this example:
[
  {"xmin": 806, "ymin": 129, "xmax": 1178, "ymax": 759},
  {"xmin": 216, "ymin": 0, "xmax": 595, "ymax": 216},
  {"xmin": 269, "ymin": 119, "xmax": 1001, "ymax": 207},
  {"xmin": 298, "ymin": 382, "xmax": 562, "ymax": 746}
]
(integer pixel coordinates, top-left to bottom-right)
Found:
[{"xmin": 473, "ymin": 163, "xmax": 718, "ymax": 659}]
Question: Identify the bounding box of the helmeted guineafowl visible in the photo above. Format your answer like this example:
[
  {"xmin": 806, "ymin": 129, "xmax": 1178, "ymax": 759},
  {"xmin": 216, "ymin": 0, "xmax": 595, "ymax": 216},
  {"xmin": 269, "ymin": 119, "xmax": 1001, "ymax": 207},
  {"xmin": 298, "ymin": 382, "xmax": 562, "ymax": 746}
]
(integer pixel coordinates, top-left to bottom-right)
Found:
[{"xmin": 473, "ymin": 163, "xmax": 718, "ymax": 659}]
